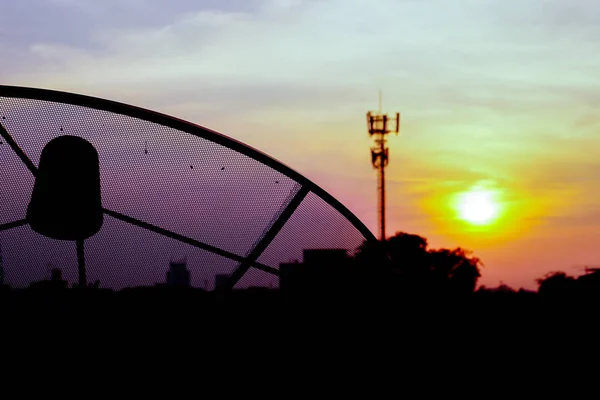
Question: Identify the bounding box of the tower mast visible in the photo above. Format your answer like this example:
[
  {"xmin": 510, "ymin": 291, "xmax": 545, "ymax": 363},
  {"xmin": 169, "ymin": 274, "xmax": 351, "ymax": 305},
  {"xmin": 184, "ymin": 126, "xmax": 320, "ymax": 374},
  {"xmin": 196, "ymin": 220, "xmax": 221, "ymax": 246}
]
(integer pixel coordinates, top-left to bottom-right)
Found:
[{"xmin": 366, "ymin": 93, "xmax": 400, "ymax": 241}]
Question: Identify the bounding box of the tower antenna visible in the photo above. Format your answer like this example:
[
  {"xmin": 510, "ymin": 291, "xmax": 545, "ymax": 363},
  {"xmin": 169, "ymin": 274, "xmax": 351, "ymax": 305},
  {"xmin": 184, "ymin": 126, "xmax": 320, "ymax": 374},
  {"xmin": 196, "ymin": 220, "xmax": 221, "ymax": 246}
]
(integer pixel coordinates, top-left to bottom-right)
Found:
[{"xmin": 366, "ymin": 94, "xmax": 400, "ymax": 241}]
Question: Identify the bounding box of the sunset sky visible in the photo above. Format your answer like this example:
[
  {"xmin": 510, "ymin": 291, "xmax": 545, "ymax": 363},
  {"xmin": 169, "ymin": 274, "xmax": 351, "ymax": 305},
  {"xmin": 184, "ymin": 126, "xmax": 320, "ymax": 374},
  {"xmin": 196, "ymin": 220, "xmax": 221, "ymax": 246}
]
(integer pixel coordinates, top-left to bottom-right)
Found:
[{"xmin": 2, "ymin": 0, "xmax": 600, "ymax": 289}]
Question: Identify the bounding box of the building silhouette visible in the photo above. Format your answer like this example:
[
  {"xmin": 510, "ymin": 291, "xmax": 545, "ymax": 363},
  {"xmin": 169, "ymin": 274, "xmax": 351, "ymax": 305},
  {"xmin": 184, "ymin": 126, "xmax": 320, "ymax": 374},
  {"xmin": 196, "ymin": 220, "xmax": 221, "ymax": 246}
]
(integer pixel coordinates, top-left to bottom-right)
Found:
[
  {"xmin": 214, "ymin": 274, "xmax": 229, "ymax": 290},
  {"xmin": 303, "ymin": 249, "xmax": 348, "ymax": 268},
  {"xmin": 280, "ymin": 249, "xmax": 349, "ymax": 293},
  {"xmin": 28, "ymin": 267, "xmax": 68, "ymax": 290},
  {"xmin": 166, "ymin": 259, "xmax": 191, "ymax": 287}
]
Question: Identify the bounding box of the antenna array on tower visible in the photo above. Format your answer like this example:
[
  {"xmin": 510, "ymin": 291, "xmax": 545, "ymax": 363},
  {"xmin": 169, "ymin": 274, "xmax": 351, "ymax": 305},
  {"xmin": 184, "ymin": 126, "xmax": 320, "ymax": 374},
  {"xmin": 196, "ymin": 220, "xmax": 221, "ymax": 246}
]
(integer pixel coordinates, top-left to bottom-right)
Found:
[{"xmin": 366, "ymin": 93, "xmax": 400, "ymax": 241}]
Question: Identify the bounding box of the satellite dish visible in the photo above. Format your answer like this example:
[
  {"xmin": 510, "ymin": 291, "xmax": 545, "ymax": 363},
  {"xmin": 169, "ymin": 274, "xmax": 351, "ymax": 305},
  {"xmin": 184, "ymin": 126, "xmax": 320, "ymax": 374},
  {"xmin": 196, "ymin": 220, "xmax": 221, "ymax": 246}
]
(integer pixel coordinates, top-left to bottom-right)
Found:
[{"xmin": 0, "ymin": 85, "xmax": 377, "ymax": 291}]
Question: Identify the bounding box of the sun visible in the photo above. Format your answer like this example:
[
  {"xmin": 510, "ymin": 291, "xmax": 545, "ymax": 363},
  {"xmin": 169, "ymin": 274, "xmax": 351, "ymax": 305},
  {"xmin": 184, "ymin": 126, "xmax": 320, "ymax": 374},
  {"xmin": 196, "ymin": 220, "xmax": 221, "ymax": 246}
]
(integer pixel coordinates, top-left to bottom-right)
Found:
[{"xmin": 456, "ymin": 186, "xmax": 500, "ymax": 226}]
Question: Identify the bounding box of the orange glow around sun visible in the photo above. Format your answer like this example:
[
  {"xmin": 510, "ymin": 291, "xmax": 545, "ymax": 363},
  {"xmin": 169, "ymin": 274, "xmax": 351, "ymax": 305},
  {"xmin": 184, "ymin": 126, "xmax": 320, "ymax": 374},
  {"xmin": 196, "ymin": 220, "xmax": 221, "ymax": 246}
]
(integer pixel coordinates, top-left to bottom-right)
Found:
[
  {"xmin": 416, "ymin": 178, "xmax": 553, "ymax": 248},
  {"xmin": 416, "ymin": 179, "xmax": 539, "ymax": 247}
]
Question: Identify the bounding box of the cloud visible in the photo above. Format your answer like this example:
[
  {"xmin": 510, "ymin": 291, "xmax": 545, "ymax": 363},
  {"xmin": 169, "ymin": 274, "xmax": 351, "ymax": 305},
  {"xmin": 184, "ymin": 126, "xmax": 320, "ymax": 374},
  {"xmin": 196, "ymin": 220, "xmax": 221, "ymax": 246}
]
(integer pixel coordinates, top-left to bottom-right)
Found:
[{"xmin": 4, "ymin": 0, "xmax": 600, "ymax": 111}]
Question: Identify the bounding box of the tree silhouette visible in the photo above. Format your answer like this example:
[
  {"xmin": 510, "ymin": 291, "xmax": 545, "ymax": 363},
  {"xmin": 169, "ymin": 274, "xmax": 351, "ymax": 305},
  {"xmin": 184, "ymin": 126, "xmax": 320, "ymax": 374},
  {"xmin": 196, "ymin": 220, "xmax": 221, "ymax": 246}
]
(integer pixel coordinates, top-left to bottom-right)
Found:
[
  {"xmin": 428, "ymin": 248, "xmax": 482, "ymax": 293},
  {"xmin": 536, "ymin": 271, "xmax": 577, "ymax": 297},
  {"xmin": 575, "ymin": 269, "xmax": 600, "ymax": 293},
  {"xmin": 479, "ymin": 283, "xmax": 516, "ymax": 293},
  {"xmin": 354, "ymin": 232, "xmax": 483, "ymax": 294}
]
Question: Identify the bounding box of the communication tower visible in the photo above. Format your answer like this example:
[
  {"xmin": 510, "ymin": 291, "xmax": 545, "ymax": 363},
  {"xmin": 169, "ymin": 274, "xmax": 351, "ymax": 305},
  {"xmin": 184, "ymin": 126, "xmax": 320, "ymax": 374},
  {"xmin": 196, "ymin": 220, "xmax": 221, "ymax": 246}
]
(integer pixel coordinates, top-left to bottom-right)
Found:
[{"xmin": 366, "ymin": 92, "xmax": 400, "ymax": 241}]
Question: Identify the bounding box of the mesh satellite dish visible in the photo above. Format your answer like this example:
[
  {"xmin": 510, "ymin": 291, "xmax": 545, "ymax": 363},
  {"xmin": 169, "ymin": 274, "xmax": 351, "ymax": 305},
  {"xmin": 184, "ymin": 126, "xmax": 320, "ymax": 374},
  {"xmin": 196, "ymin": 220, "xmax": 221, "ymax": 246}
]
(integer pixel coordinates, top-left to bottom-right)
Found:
[{"xmin": 0, "ymin": 86, "xmax": 377, "ymax": 291}]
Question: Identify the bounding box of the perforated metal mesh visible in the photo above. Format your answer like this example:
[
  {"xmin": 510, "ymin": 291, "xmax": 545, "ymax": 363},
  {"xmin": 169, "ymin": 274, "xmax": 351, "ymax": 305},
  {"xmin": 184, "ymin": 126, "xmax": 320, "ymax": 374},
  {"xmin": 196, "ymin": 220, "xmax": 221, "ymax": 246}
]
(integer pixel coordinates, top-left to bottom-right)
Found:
[
  {"xmin": 84, "ymin": 215, "xmax": 238, "ymax": 291},
  {"xmin": 0, "ymin": 127, "xmax": 34, "ymax": 225},
  {"xmin": 257, "ymin": 192, "xmax": 368, "ymax": 270},
  {"xmin": 0, "ymin": 88, "xmax": 375, "ymax": 290},
  {"xmin": 0, "ymin": 224, "xmax": 77, "ymax": 288}
]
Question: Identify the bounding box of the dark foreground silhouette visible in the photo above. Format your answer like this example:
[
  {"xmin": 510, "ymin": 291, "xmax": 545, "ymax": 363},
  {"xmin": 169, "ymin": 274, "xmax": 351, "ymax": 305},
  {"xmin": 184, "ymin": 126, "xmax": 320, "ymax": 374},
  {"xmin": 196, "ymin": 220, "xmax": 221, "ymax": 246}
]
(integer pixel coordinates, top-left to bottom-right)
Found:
[{"xmin": 3, "ymin": 231, "xmax": 600, "ymax": 345}]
